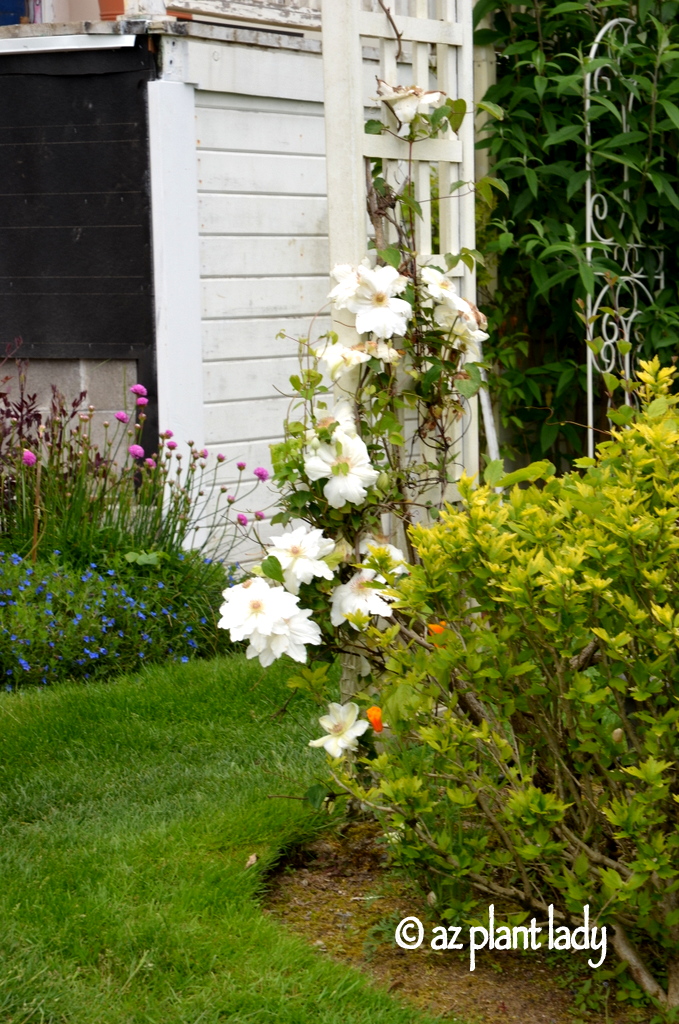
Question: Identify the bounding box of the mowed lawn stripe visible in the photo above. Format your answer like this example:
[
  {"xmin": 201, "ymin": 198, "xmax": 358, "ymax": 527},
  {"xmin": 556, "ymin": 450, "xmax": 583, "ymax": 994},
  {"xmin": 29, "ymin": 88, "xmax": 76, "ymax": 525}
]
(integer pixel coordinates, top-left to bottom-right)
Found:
[{"xmin": 0, "ymin": 656, "xmax": 455, "ymax": 1024}]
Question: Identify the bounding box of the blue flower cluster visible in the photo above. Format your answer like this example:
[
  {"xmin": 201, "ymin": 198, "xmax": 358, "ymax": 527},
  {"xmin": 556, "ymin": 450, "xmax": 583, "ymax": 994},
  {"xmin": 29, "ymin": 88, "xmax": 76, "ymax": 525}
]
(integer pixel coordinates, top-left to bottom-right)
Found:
[{"xmin": 0, "ymin": 551, "xmax": 233, "ymax": 689}]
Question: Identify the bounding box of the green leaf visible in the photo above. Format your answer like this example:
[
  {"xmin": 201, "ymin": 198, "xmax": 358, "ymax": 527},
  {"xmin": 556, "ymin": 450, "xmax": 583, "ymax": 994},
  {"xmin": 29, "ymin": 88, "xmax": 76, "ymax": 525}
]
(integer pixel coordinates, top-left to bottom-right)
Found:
[
  {"xmin": 543, "ymin": 124, "xmax": 582, "ymax": 148},
  {"xmin": 566, "ymin": 169, "xmax": 588, "ymax": 201},
  {"xmin": 260, "ymin": 555, "xmax": 285, "ymax": 585},
  {"xmin": 365, "ymin": 119, "xmax": 385, "ymax": 135},
  {"xmin": 484, "ymin": 459, "xmax": 505, "ymax": 486},
  {"xmin": 378, "ymin": 246, "xmax": 401, "ymax": 269},
  {"xmin": 540, "ymin": 421, "xmax": 559, "ymax": 453},
  {"xmin": 304, "ymin": 784, "xmax": 333, "ymax": 810},
  {"xmin": 477, "ymin": 100, "xmax": 504, "ymax": 121},
  {"xmin": 525, "ymin": 166, "xmax": 538, "ymax": 199},
  {"xmin": 602, "ymin": 373, "xmax": 619, "ymax": 394},
  {"xmin": 659, "ymin": 97, "xmax": 679, "ymax": 130}
]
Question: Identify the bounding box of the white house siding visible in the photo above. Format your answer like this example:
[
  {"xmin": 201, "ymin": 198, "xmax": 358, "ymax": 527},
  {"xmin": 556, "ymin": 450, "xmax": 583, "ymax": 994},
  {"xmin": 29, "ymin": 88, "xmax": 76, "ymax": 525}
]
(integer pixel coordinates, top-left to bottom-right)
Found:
[{"xmin": 195, "ymin": 85, "xmax": 331, "ymax": 515}]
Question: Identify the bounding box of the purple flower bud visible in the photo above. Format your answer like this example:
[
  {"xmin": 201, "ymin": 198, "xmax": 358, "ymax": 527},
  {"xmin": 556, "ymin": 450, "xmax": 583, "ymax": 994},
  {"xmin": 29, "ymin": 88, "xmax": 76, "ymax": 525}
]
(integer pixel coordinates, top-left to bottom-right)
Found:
[
  {"xmin": 237, "ymin": 461, "xmax": 246, "ymax": 471},
  {"xmin": 237, "ymin": 513, "xmax": 248, "ymax": 527},
  {"xmin": 216, "ymin": 453, "xmax": 226, "ymax": 462},
  {"xmin": 145, "ymin": 458, "xmax": 156, "ymax": 469},
  {"xmin": 22, "ymin": 449, "xmax": 37, "ymax": 467},
  {"xmin": 164, "ymin": 429, "xmax": 174, "ymax": 438},
  {"xmin": 254, "ymin": 511, "xmax": 265, "ymax": 521},
  {"xmin": 200, "ymin": 448, "xmax": 208, "ymax": 459},
  {"xmin": 136, "ymin": 397, "xmax": 149, "ymax": 407},
  {"xmin": 166, "ymin": 440, "xmax": 177, "ymax": 451},
  {"xmin": 130, "ymin": 384, "xmax": 147, "ymax": 397},
  {"xmin": 254, "ymin": 466, "xmax": 270, "ymax": 482},
  {"xmin": 227, "ymin": 494, "xmax": 235, "ymax": 503},
  {"xmin": 128, "ymin": 444, "xmax": 145, "ymax": 459}
]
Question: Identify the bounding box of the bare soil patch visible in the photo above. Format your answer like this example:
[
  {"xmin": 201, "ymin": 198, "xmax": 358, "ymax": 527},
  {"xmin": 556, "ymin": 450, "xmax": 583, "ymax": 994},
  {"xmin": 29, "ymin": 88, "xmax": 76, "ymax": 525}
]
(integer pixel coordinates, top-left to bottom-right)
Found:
[{"xmin": 264, "ymin": 822, "xmax": 646, "ymax": 1024}]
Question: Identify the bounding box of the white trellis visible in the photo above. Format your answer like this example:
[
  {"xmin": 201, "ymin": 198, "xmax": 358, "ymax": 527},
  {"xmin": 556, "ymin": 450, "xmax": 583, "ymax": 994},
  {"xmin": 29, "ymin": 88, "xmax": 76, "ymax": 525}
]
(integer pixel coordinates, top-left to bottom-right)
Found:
[
  {"xmin": 584, "ymin": 18, "xmax": 665, "ymax": 457},
  {"xmin": 320, "ymin": 0, "xmax": 479, "ymax": 483}
]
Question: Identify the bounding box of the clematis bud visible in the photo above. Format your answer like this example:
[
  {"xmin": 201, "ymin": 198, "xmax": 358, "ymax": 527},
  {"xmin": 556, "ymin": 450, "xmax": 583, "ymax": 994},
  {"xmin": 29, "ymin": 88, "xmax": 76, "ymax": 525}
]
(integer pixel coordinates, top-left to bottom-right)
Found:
[{"xmin": 612, "ymin": 728, "xmax": 624, "ymax": 744}]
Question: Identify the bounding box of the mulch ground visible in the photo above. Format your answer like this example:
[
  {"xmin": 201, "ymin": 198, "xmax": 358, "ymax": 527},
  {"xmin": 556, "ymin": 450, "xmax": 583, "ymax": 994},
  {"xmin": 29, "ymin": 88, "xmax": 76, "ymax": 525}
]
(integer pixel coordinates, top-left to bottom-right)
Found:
[{"xmin": 263, "ymin": 821, "xmax": 647, "ymax": 1024}]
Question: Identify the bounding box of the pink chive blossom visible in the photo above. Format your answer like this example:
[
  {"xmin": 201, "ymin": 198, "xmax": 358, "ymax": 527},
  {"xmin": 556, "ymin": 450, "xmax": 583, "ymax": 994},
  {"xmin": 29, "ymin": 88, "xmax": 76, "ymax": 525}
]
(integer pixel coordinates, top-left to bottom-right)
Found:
[
  {"xmin": 145, "ymin": 458, "xmax": 156, "ymax": 469},
  {"xmin": 128, "ymin": 444, "xmax": 145, "ymax": 459},
  {"xmin": 163, "ymin": 429, "xmax": 174, "ymax": 439},
  {"xmin": 130, "ymin": 384, "xmax": 147, "ymax": 397},
  {"xmin": 166, "ymin": 440, "xmax": 178, "ymax": 450},
  {"xmin": 200, "ymin": 448, "xmax": 208, "ymax": 459},
  {"xmin": 237, "ymin": 513, "xmax": 248, "ymax": 526},
  {"xmin": 216, "ymin": 453, "xmax": 226, "ymax": 463},
  {"xmin": 136, "ymin": 397, "xmax": 149, "ymax": 407},
  {"xmin": 237, "ymin": 461, "xmax": 246, "ymax": 471},
  {"xmin": 254, "ymin": 467, "xmax": 270, "ymax": 482},
  {"xmin": 254, "ymin": 511, "xmax": 265, "ymax": 521},
  {"xmin": 22, "ymin": 449, "xmax": 37, "ymax": 467},
  {"xmin": 115, "ymin": 411, "xmax": 130, "ymax": 423}
]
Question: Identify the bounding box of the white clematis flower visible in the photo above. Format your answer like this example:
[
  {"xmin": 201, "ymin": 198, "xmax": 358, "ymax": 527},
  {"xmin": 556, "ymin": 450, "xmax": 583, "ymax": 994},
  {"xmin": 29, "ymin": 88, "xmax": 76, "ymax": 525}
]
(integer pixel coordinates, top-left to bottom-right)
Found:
[
  {"xmin": 363, "ymin": 339, "xmax": 402, "ymax": 364},
  {"xmin": 218, "ymin": 577, "xmax": 298, "ymax": 640},
  {"xmin": 330, "ymin": 568, "xmax": 394, "ymax": 628},
  {"xmin": 246, "ymin": 607, "xmax": 322, "ymax": 667},
  {"xmin": 218, "ymin": 577, "xmax": 322, "ymax": 668},
  {"xmin": 308, "ymin": 702, "xmax": 369, "ymax": 758},
  {"xmin": 420, "ymin": 265, "xmax": 463, "ymax": 304},
  {"xmin": 376, "ymin": 79, "xmax": 444, "ymax": 126},
  {"xmin": 317, "ymin": 340, "xmax": 371, "ymax": 381},
  {"xmin": 328, "ymin": 264, "xmax": 360, "ymax": 308},
  {"xmin": 266, "ymin": 525, "xmax": 335, "ymax": 595},
  {"xmin": 345, "ymin": 264, "xmax": 412, "ymax": 339},
  {"xmin": 304, "ymin": 430, "xmax": 379, "ymax": 509},
  {"xmin": 311, "ymin": 400, "xmax": 358, "ymax": 438}
]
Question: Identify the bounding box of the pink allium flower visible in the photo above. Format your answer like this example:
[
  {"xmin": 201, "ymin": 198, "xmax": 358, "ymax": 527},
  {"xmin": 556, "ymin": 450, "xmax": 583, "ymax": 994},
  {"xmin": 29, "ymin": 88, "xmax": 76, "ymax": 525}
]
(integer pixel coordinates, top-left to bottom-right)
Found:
[
  {"xmin": 130, "ymin": 384, "xmax": 147, "ymax": 397},
  {"xmin": 145, "ymin": 458, "xmax": 156, "ymax": 469},
  {"xmin": 237, "ymin": 513, "xmax": 248, "ymax": 526},
  {"xmin": 216, "ymin": 453, "xmax": 226, "ymax": 463},
  {"xmin": 254, "ymin": 511, "xmax": 265, "ymax": 521},
  {"xmin": 200, "ymin": 448, "xmax": 208, "ymax": 459},
  {"xmin": 22, "ymin": 449, "xmax": 37, "ymax": 467},
  {"xmin": 254, "ymin": 467, "xmax": 270, "ymax": 482},
  {"xmin": 115, "ymin": 411, "xmax": 130, "ymax": 423},
  {"xmin": 166, "ymin": 440, "xmax": 177, "ymax": 451},
  {"xmin": 227, "ymin": 494, "xmax": 235, "ymax": 503},
  {"xmin": 237, "ymin": 461, "xmax": 246, "ymax": 471},
  {"xmin": 136, "ymin": 397, "xmax": 149, "ymax": 407},
  {"xmin": 164, "ymin": 429, "xmax": 174, "ymax": 439},
  {"xmin": 128, "ymin": 444, "xmax": 144, "ymax": 459}
]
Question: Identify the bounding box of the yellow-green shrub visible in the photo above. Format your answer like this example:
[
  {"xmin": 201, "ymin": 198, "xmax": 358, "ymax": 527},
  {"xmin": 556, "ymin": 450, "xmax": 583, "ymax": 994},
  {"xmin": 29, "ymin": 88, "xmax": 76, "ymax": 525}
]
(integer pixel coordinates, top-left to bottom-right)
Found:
[{"xmin": 349, "ymin": 358, "xmax": 679, "ymax": 1012}]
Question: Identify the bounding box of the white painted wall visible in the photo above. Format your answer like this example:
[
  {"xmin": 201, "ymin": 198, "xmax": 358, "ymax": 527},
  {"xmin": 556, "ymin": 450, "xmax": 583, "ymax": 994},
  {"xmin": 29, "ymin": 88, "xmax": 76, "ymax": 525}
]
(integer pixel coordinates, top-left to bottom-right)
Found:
[{"xmin": 193, "ymin": 79, "xmax": 331, "ymax": 505}]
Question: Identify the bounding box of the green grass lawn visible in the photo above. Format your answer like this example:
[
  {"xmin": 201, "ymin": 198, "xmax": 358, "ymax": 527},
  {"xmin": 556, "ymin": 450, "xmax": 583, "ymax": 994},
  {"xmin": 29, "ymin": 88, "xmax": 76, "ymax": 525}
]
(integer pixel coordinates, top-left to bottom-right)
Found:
[{"xmin": 0, "ymin": 656, "xmax": 456, "ymax": 1024}]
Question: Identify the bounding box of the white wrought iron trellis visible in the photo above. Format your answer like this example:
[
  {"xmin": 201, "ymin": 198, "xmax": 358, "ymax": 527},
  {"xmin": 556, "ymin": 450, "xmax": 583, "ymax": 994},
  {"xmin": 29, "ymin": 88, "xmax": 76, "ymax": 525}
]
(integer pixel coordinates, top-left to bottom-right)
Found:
[{"xmin": 584, "ymin": 17, "xmax": 665, "ymax": 457}]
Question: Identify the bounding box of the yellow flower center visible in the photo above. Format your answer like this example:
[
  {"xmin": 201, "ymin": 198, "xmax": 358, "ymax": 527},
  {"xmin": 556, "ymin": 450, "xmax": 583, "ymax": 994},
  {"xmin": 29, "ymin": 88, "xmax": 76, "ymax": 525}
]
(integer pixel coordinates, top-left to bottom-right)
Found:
[
  {"xmin": 250, "ymin": 600, "xmax": 263, "ymax": 612},
  {"xmin": 331, "ymin": 722, "xmax": 345, "ymax": 734},
  {"xmin": 372, "ymin": 291, "xmax": 388, "ymax": 306},
  {"xmin": 290, "ymin": 545, "xmax": 302, "ymax": 556}
]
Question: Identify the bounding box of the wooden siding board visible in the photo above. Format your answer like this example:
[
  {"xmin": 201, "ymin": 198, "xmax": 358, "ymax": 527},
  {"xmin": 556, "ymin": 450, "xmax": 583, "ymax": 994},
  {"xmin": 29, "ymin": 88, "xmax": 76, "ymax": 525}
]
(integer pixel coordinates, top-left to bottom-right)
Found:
[
  {"xmin": 198, "ymin": 194, "xmax": 327, "ymax": 235},
  {"xmin": 195, "ymin": 105, "xmax": 325, "ymax": 156},
  {"xmin": 200, "ymin": 236, "xmax": 329, "ymax": 278},
  {"xmin": 197, "ymin": 151, "xmax": 327, "ymax": 196},
  {"xmin": 202, "ymin": 316, "xmax": 331, "ymax": 361},
  {"xmin": 202, "ymin": 275, "xmax": 329, "ymax": 319},
  {"xmin": 204, "ymin": 355, "xmax": 299, "ymax": 402},
  {"xmin": 204, "ymin": 395, "xmax": 291, "ymax": 444}
]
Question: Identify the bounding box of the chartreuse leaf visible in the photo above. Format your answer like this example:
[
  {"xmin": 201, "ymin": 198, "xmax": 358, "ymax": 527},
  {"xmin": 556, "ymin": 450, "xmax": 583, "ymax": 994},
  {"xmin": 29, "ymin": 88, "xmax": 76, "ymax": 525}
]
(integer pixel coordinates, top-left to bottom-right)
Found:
[{"xmin": 497, "ymin": 460, "xmax": 555, "ymax": 488}]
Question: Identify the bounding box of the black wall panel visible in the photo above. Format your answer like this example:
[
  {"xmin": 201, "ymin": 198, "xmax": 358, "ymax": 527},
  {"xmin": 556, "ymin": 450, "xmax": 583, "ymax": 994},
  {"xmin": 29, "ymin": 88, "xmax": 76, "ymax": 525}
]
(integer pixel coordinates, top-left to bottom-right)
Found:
[{"xmin": 0, "ymin": 41, "xmax": 156, "ymax": 368}]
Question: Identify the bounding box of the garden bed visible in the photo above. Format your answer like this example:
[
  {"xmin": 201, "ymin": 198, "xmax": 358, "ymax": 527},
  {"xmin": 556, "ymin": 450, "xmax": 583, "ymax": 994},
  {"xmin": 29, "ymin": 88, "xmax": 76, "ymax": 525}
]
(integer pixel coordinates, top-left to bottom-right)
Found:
[{"xmin": 265, "ymin": 822, "xmax": 646, "ymax": 1024}]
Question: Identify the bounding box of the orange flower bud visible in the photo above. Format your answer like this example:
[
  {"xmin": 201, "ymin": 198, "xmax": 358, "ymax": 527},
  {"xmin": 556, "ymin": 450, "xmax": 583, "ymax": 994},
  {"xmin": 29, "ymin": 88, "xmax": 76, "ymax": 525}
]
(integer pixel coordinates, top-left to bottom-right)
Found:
[
  {"xmin": 366, "ymin": 706, "xmax": 384, "ymax": 733},
  {"xmin": 428, "ymin": 621, "xmax": 446, "ymax": 635}
]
